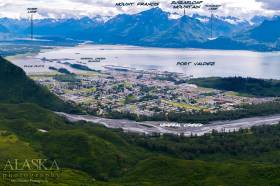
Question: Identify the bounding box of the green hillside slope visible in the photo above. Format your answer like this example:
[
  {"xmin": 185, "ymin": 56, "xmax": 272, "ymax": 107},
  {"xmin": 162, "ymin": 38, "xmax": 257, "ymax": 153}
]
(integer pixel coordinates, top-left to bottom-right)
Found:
[
  {"xmin": 0, "ymin": 57, "xmax": 78, "ymax": 112},
  {"xmin": 0, "ymin": 103, "xmax": 279, "ymax": 186},
  {"xmin": 116, "ymin": 157, "xmax": 280, "ymax": 186}
]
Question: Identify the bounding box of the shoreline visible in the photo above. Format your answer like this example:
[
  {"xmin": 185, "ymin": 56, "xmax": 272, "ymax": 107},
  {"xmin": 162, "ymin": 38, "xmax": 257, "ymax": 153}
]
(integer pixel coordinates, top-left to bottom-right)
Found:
[{"xmin": 6, "ymin": 43, "xmax": 280, "ymax": 80}]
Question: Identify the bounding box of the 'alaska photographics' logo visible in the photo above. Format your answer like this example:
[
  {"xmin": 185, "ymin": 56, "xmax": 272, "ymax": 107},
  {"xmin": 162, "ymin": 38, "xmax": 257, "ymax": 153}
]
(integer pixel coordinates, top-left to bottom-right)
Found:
[{"xmin": 1, "ymin": 159, "xmax": 61, "ymax": 183}]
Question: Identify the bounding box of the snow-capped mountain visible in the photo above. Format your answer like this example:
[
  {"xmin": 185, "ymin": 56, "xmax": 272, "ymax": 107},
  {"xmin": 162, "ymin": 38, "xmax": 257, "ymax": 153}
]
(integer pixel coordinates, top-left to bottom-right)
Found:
[{"xmin": 0, "ymin": 7, "xmax": 278, "ymax": 51}]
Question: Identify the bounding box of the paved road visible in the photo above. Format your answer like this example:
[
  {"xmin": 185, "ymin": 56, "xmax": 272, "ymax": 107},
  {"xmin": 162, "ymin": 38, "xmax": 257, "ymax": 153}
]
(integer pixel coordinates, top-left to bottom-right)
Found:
[{"xmin": 56, "ymin": 112, "xmax": 280, "ymax": 136}]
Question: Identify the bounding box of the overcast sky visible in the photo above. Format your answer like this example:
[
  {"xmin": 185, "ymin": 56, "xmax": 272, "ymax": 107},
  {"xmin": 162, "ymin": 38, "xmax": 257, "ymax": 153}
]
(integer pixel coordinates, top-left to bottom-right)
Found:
[{"xmin": 0, "ymin": 0, "xmax": 279, "ymax": 20}]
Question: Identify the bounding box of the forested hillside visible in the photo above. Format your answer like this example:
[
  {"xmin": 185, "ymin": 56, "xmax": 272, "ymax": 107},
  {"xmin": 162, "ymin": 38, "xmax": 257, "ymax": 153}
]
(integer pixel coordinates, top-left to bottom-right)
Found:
[{"xmin": 0, "ymin": 57, "xmax": 78, "ymax": 112}]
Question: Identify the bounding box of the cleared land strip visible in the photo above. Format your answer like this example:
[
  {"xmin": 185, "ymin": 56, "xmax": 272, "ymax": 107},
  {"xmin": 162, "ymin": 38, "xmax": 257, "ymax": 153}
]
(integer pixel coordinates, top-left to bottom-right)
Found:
[{"xmin": 56, "ymin": 112, "xmax": 280, "ymax": 136}]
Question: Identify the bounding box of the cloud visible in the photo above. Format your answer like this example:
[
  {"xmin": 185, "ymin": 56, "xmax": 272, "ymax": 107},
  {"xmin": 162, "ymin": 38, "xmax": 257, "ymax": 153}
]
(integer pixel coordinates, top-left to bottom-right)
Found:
[
  {"xmin": 256, "ymin": 0, "xmax": 280, "ymax": 10},
  {"xmin": 0, "ymin": 0, "xmax": 279, "ymax": 20}
]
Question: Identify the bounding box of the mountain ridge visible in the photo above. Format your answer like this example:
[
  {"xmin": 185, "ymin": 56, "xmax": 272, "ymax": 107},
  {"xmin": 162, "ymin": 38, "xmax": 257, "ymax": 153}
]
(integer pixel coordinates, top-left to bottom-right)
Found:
[{"xmin": 0, "ymin": 8, "xmax": 279, "ymax": 51}]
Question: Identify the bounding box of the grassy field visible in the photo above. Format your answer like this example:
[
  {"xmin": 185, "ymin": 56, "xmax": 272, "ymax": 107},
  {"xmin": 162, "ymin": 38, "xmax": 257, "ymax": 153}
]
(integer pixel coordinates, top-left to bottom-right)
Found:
[{"xmin": 161, "ymin": 99, "xmax": 203, "ymax": 111}]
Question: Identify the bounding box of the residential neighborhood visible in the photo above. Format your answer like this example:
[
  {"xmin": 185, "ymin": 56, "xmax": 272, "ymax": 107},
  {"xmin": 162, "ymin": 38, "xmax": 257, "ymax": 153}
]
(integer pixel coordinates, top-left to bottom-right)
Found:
[{"xmin": 33, "ymin": 67, "xmax": 276, "ymax": 118}]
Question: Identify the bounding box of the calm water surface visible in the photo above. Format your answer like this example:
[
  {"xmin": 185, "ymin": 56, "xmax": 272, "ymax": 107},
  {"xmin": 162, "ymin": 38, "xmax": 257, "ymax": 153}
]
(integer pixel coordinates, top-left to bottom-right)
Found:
[{"xmin": 10, "ymin": 44, "xmax": 280, "ymax": 79}]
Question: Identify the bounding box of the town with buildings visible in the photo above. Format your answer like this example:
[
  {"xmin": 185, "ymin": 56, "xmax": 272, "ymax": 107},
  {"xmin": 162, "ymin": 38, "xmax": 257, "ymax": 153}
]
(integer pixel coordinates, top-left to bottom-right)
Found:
[{"xmin": 32, "ymin": 66, "xmax": 276, "ymax": 119}]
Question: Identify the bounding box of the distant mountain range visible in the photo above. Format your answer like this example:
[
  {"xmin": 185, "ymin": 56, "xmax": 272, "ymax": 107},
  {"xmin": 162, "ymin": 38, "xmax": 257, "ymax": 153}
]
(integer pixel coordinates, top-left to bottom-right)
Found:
[
  {"xmin": 0, "ymin": 8, "xmax": 280, "ymax": 51},
  {"xmin": 0, "ymin": 24, "xmax": 8, "ymax": 33},
  {"xmin": 244, "ymin": 16, "xmax": 280, "ymax": 43}
]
